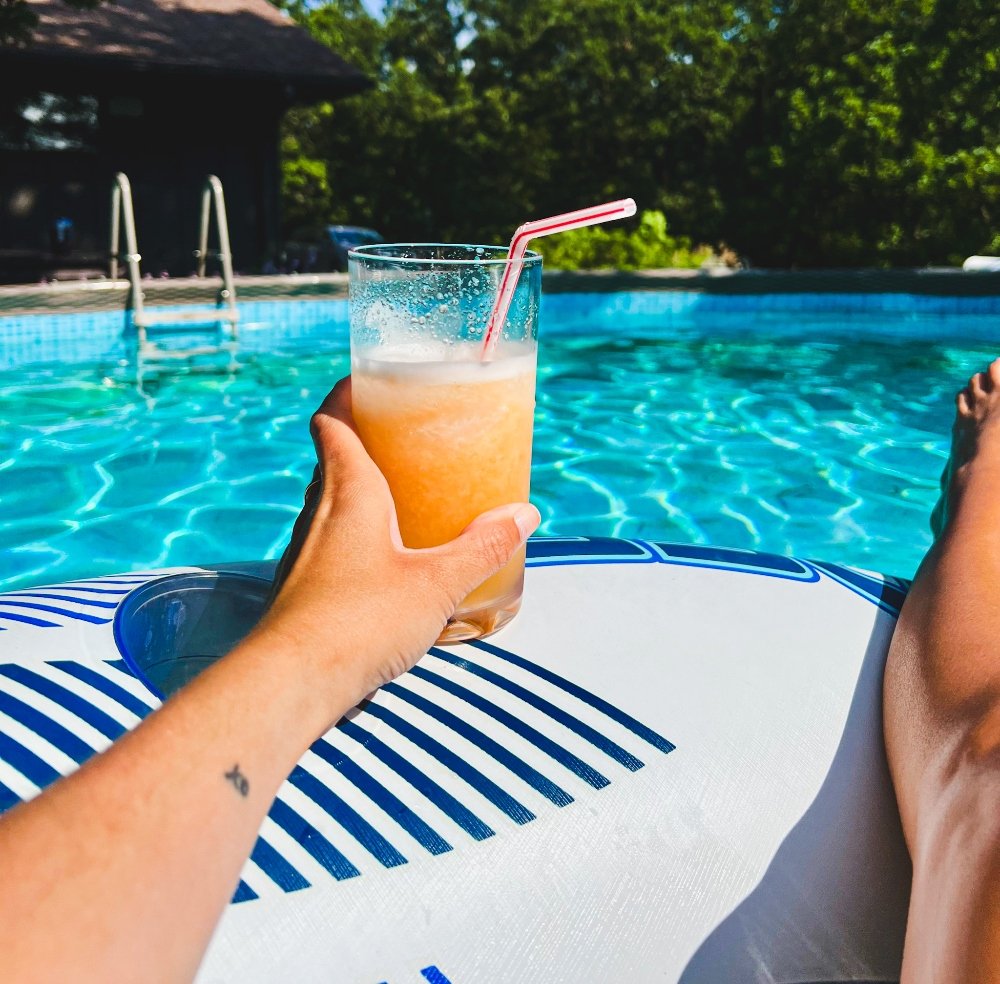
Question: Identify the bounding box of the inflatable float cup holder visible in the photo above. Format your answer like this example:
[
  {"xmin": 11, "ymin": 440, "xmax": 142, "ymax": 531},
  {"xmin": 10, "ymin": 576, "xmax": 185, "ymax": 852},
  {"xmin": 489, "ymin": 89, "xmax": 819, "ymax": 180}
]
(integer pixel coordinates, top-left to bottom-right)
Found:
[{"xmin": 114, "ymin": 571, "xmax": 272, "ymax": 700}]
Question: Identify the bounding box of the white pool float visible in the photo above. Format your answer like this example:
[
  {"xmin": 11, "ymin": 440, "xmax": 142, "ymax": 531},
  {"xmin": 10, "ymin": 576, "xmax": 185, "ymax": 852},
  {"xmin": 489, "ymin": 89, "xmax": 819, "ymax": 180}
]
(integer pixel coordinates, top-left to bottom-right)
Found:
[{"xmin": 0, "ymin": 537, "xmax": 911, "ymax": 983}]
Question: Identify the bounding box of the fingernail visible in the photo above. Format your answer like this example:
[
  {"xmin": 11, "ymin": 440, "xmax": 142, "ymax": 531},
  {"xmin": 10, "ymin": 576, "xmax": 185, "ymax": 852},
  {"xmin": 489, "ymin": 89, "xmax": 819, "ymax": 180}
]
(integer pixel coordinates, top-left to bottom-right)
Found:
[{"xmin": 514, "ymin": 504, "xmax": 541, "ymax": 541}]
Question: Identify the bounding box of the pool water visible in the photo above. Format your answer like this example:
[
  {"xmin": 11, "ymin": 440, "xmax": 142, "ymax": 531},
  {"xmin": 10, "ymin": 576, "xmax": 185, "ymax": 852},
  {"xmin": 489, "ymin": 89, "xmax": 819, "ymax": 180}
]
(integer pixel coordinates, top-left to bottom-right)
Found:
[{"xmin": 1, "ymin": 300, "xmax": 995, "ymax": 589}]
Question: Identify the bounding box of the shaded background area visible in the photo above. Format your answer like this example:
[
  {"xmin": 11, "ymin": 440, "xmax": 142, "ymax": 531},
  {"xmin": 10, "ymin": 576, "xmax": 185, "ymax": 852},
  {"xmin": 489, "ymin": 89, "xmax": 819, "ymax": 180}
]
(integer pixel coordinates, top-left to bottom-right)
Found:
[{"xmin": 0, "ymin": 0, "xmax": 367, "ymax": 282}]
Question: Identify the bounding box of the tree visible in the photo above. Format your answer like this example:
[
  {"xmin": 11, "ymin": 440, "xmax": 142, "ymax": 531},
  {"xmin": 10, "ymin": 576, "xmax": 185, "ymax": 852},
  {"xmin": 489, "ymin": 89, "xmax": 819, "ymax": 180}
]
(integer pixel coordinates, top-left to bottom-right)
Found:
[
  {"xmin": 279, "ymin": 0, "xmax": 1000, "ymax": 266},
  {"xmin": 723, "ymin": 0, "xmax": 1000, "ymax": 265},
  {"xmin": 282, "ymin": 0, "xmax": 753, "ymax": 246},
  {"xmin": 279, "ymin": 0, "xmax": 482, "ymax": 240},
  {"xmin": 463, "ymin": 0, "xmax": 754, "ymax": 242}
]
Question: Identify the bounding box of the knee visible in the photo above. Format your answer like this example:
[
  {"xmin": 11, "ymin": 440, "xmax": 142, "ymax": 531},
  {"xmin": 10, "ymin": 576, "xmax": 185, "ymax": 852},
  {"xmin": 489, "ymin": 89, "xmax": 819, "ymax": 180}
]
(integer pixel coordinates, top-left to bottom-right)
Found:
[
  {"xmin": 964, "ymin": 707, "xmax": 1000, "ymax": 769},
  {"xmin": 925, "ymin": 704, "xmax": 1000, "ymax": 854},
  {"xmin": 916, "ymin": 741, "xmax": 1000, "ymax": 879}
]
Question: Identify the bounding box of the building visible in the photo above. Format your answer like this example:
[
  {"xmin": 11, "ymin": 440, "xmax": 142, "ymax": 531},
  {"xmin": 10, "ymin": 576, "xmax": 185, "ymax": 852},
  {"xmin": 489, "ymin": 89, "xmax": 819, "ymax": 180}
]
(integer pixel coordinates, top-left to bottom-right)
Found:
[{"xmin": 0, "ymin": 0, "xmax": 367, "ymax": 282}]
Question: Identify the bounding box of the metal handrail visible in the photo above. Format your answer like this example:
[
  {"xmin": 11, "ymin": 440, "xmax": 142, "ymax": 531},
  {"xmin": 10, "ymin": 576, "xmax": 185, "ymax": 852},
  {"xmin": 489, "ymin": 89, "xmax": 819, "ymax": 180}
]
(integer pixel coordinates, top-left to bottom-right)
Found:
[
  {"xmin": 109, "ymin": 172, "xmax": 146, "ymax": 329},
  {"xmin": 194, "ymin": 175, "xmax": 239, "ymax": 330},
  {"xmin": 110, "ymin": 173, "xmax": 239, "ymax": 386}
]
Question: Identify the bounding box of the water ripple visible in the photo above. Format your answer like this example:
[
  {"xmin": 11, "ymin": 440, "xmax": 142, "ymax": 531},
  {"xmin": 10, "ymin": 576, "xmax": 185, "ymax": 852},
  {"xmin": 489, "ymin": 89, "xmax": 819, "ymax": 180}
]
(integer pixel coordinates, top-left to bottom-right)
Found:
[{"xmin": 0, "ymin": 321, "xmax": 992, "ymax": 588}]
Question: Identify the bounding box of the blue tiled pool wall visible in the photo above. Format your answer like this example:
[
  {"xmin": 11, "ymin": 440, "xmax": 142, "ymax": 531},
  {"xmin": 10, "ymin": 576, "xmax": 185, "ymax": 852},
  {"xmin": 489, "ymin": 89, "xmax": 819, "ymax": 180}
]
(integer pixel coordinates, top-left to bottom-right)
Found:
[
  {"xmin": 545, "ymin": 290, "xmax": 1000, "ymax": 320},
  {"xmin": 541, "ymin": 292, "xmax": 1000, "ymax": 343},
  {"xmin": 3, "ymin": 291, "xmax": 1000, "ymax": 371},
  {"xmin": 0, "ymin": 299, "xmax": 350, "ymax": 371}
]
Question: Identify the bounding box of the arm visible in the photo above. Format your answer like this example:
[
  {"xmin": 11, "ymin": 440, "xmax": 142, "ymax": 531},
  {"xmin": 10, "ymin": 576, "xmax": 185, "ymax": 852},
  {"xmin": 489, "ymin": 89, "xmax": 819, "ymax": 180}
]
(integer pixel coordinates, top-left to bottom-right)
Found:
[{"xmin": 0, "ymin": 378, "xmax": 540, "ymax": 983}]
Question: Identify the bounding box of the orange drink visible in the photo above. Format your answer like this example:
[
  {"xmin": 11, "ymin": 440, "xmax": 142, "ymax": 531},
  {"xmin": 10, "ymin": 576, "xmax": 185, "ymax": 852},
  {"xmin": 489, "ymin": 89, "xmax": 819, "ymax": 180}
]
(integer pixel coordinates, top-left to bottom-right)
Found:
[
  {"xmin": 352, "ymin": 347, "xmax": 536, "ymax": 641},
  {"xmin": 348, "ymin": 243, "xmax": 542, "ymax": 643}
]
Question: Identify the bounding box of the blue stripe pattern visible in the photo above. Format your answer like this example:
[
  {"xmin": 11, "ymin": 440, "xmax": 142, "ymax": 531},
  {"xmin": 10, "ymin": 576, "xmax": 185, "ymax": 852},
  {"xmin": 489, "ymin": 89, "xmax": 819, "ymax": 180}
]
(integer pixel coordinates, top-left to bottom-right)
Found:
[
  {"xmin": 527, "ymin": 535, "xmax": 910, "ymax": 614},
  {"xmin": 68, "ymin": 578, "xmax": 151, "ymax": 585},
  {"xmin": 231, "ymin": 881, "xmax": 258, "ymax": 903},
  {"xmin": 0, "ymin": 778, "xmax": 19, "ymax": 813},
  {"xmin": 288, "ymin": 765, "xmax": 408, "ymax": 869},
  {"xmin": 0, "ymin": 560, "xmax": 676, "ymax": 905},
  {"xmin": 648, "ymin": 541, "xmax": 819, "ymax": 582},
  {"xmin": 363, "ymin": 702, "xmax": 536, "ymax": 825},
  {"xmin": 267, "ymin": 798, "xmax": 360, "ymax": 881},
  {"xmin": 410, "ymin": 664, "xmax": 610, "ymax": 790},
  {"xmin": 250, "ymin": 837, "xmax": 311, "ymax": 893},
  {"xmin": 32, "ymin": 585, "xmax": 133, "ymax": 596},
  {"xmin": 421, "ymin": 968, "xmax": 453, "ymax": 984},
  {"xmin": 0, "ymin": 578, "xmax": 139, "ymax": 630},
  {"xmin": 467, "ymin": 640, "xmax": 675, "ymax": 756},
  {"xmin": 526, "ymin": 536, "xmax": 656, "ymax": 567},
  {"xmin": 431, "ymin": 648, "xmax": 645, "ymax": 771},
  {"xmin": 0, "ymin": 692, "xmax": 95, "ymax": 764},
  {"xmin": 809, "ymin": 560, "xmax": 908, "ymax": 616},
  {"xmin": 3, "ymin": 593, "xmax": 121, "ymax": 609},
  {"xmin": 0, "ymin": 665, "xmax": 125, "ymax": 740},
  {"xmin": 310, "ymin": 738, "xmax": 452, "ymax": 855},
  {"xmin": 337, "ymin": 720, "xmax": 495, "ymax": 841},
  {"xmin": 49, "ymin": 662, "xmax": 154, "ymax": 719},
  {"xmin": 0, "ymin": 732, "xmax": 61, "ymax": 788},
  {"xmin": 385, "ymin": 681, "xmax": 574, "ymax": 808},
  {"xmin": 0, "ymin": 610, "xmax": 61, "ymax": 628},
  {"xmin": 104, "ymin": 658, "xmax": 141, "ymax": 678},
  {"xmin": 0, "ymin": 600, "xmax": 111, "ymax": 625}
]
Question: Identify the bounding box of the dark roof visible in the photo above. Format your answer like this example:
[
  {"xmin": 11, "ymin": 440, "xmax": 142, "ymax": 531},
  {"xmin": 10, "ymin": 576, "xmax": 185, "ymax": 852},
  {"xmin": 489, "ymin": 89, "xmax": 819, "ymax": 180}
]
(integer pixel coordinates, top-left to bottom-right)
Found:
[{"xmin": 2, "ymin": 0, "xmax": 369, "ymax": 100}]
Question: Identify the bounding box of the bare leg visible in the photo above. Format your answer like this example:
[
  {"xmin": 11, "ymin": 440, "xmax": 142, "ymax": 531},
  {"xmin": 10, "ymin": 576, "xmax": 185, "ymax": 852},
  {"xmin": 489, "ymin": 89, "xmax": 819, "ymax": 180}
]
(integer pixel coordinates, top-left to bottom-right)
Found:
[{"xmin": 885, "ymin": 357, "xmax": 1000, "ymax": 981}]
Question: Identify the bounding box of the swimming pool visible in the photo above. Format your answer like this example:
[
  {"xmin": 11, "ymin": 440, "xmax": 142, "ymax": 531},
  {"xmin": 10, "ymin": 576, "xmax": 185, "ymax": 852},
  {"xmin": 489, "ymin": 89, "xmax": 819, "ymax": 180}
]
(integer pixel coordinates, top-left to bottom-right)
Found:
[{"xmin": 2, "ymin": 291, "xmax": 997, "ymax": 590}]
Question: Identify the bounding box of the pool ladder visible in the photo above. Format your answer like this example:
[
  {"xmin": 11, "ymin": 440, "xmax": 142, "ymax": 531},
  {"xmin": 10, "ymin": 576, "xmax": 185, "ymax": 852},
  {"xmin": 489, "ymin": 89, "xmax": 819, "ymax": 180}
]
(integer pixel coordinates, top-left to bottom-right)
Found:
[{"xmin": 110, "ymin": 172, "xmax": 239, "ymax": 377}]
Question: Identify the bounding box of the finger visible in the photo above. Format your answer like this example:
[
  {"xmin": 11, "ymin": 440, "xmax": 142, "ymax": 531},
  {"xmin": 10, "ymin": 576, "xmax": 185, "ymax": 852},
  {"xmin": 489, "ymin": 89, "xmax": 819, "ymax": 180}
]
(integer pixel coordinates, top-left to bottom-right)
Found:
[
  {"xmin": 313, "ymin": 376, "xmax": 359, "ymax": 437},
  {"xmin": 429, "ymin": 502, "xmax": 540, "ymax": 601},
  {"xmin": 309, "ymin": 376, "xmax": 369, "ymax": 480}
]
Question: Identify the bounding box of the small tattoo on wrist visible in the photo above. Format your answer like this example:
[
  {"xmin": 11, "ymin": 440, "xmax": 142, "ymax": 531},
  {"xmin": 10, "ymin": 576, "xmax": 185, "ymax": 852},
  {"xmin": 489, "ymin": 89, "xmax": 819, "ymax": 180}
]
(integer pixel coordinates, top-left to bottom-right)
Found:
[{"xmin": 225, "ymin": 763, "xmax": 250, "ymax": 797}]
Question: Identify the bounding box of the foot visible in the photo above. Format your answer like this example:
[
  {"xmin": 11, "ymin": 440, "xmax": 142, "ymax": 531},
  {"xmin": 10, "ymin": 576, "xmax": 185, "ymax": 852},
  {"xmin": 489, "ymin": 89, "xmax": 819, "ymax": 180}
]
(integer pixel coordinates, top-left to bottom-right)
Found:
[{"xmin": 931, "ymin": 357, "xmax": 1000, "ymax": 538}]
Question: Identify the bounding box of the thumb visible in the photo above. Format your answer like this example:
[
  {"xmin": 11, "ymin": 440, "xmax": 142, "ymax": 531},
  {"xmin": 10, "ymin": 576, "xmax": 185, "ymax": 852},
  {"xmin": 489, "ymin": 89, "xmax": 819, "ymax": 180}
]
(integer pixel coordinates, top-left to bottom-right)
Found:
[{"xmin": 434, "ymin": 502, "xmax": 540, "ymax": 602}]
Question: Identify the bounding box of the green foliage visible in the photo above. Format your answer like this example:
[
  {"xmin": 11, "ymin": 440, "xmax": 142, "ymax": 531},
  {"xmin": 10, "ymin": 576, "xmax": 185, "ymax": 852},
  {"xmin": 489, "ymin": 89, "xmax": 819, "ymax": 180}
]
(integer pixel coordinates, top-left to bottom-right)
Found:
[
  {"xmin": 462, "ymin": 0, "xmax": 752, "ymax": 246},
  {"xmin": 280, "ymin": 140, "xmax": 333, "ymax": 228},
  {"xmin": 539, "ymin": 211, "xmax": 712, "ymax": 271},
  {"xmin": 280, "ymin": 0, "xmax": 1000, "ymax": 267},
  {"xmin": 278, "ymin": 0, "xmax": 481, "ymax": 238},
  {"xmin": 723, "ymin": 0, "xmax": 1000, "ymax": 265}
]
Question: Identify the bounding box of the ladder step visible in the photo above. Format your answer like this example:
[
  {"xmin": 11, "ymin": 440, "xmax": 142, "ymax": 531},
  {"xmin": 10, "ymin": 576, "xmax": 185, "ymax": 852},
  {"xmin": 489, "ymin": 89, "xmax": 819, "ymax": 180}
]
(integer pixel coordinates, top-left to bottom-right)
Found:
[
  {"xmin": 136, "ymin": 308, "xmax": 239, "ymax": 327},
  {"xmin": 140, "ymin": 342, "xmax": 238, "ymax": 361},
  {"xmin": 113, "ymin": 173, "xmax": 240, "ymax": 382}
]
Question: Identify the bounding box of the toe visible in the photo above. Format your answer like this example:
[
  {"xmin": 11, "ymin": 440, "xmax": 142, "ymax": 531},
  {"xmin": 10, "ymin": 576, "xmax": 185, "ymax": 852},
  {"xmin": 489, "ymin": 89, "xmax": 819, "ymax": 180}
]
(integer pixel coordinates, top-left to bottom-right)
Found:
[
  {"xmin": 970, "ymin": 371, "xmax": 988, "ymax": 400},
  {"xmin": 957, "ymin": 388, "xmax": 972, "ymax": 416},
  {"xmin": 988, "ymin": 357, "xmax": 1000, "ymax": 390}
]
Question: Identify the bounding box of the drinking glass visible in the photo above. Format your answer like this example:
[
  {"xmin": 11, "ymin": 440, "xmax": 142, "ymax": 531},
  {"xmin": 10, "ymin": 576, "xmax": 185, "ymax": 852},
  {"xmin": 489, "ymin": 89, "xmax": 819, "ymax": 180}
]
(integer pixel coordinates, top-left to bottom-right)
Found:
[{"xmin": 348, "ymin": 244, "xmax": 541, "ymax": 642}]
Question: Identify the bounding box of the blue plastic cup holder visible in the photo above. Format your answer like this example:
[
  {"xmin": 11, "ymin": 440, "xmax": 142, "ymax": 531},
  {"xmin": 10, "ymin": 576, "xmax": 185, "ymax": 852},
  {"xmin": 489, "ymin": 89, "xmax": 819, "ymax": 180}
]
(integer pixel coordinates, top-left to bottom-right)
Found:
[{"xmin": 113, "ymin": 571, "xmax": 272, "ymax": 699}]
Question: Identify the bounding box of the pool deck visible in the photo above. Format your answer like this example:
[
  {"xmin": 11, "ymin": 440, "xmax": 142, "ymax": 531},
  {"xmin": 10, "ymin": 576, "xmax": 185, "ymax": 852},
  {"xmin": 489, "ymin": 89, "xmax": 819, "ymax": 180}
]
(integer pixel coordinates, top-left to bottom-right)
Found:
[{"xmin": 2, "ymin": 267, "xmax": 1000, "ymax": 317}]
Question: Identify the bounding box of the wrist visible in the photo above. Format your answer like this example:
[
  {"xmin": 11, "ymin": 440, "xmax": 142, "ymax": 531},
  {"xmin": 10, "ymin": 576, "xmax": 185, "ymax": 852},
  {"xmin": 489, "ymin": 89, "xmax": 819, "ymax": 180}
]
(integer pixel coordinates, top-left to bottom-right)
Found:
[{"xmin": 232, "ymin": 618, "xmax": 368, "ymax": 738}]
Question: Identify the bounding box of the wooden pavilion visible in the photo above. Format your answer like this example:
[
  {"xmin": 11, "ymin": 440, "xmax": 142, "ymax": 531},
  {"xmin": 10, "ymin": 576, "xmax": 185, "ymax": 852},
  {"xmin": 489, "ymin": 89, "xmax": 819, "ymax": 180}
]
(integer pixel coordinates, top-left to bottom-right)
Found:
[{"xmin": 0, "ymin": 0, "xmax": 367, "ymax": 282}]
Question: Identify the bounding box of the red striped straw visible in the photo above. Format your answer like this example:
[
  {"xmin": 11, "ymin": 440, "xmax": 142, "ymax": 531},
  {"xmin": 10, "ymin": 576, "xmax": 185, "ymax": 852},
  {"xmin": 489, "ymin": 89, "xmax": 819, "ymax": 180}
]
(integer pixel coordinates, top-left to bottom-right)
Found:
[{"xmin": 481, "ymin": 197, "xmax": 637, "ymax": 359}]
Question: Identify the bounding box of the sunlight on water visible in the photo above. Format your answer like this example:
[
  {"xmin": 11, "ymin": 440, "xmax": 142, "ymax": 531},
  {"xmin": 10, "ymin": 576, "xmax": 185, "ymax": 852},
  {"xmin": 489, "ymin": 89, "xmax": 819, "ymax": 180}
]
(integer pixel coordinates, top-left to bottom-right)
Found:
[{"xmin": 1, "ymin": 307, "xmax": 994, "ymax": 589}]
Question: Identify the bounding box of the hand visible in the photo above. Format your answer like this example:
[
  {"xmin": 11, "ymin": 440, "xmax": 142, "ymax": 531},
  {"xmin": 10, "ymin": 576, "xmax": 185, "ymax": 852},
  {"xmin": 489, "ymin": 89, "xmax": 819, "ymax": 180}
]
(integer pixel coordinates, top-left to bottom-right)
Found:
[{"xmin": 256, "ymin": 377, "xmax": 540, "ymax": 718}]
